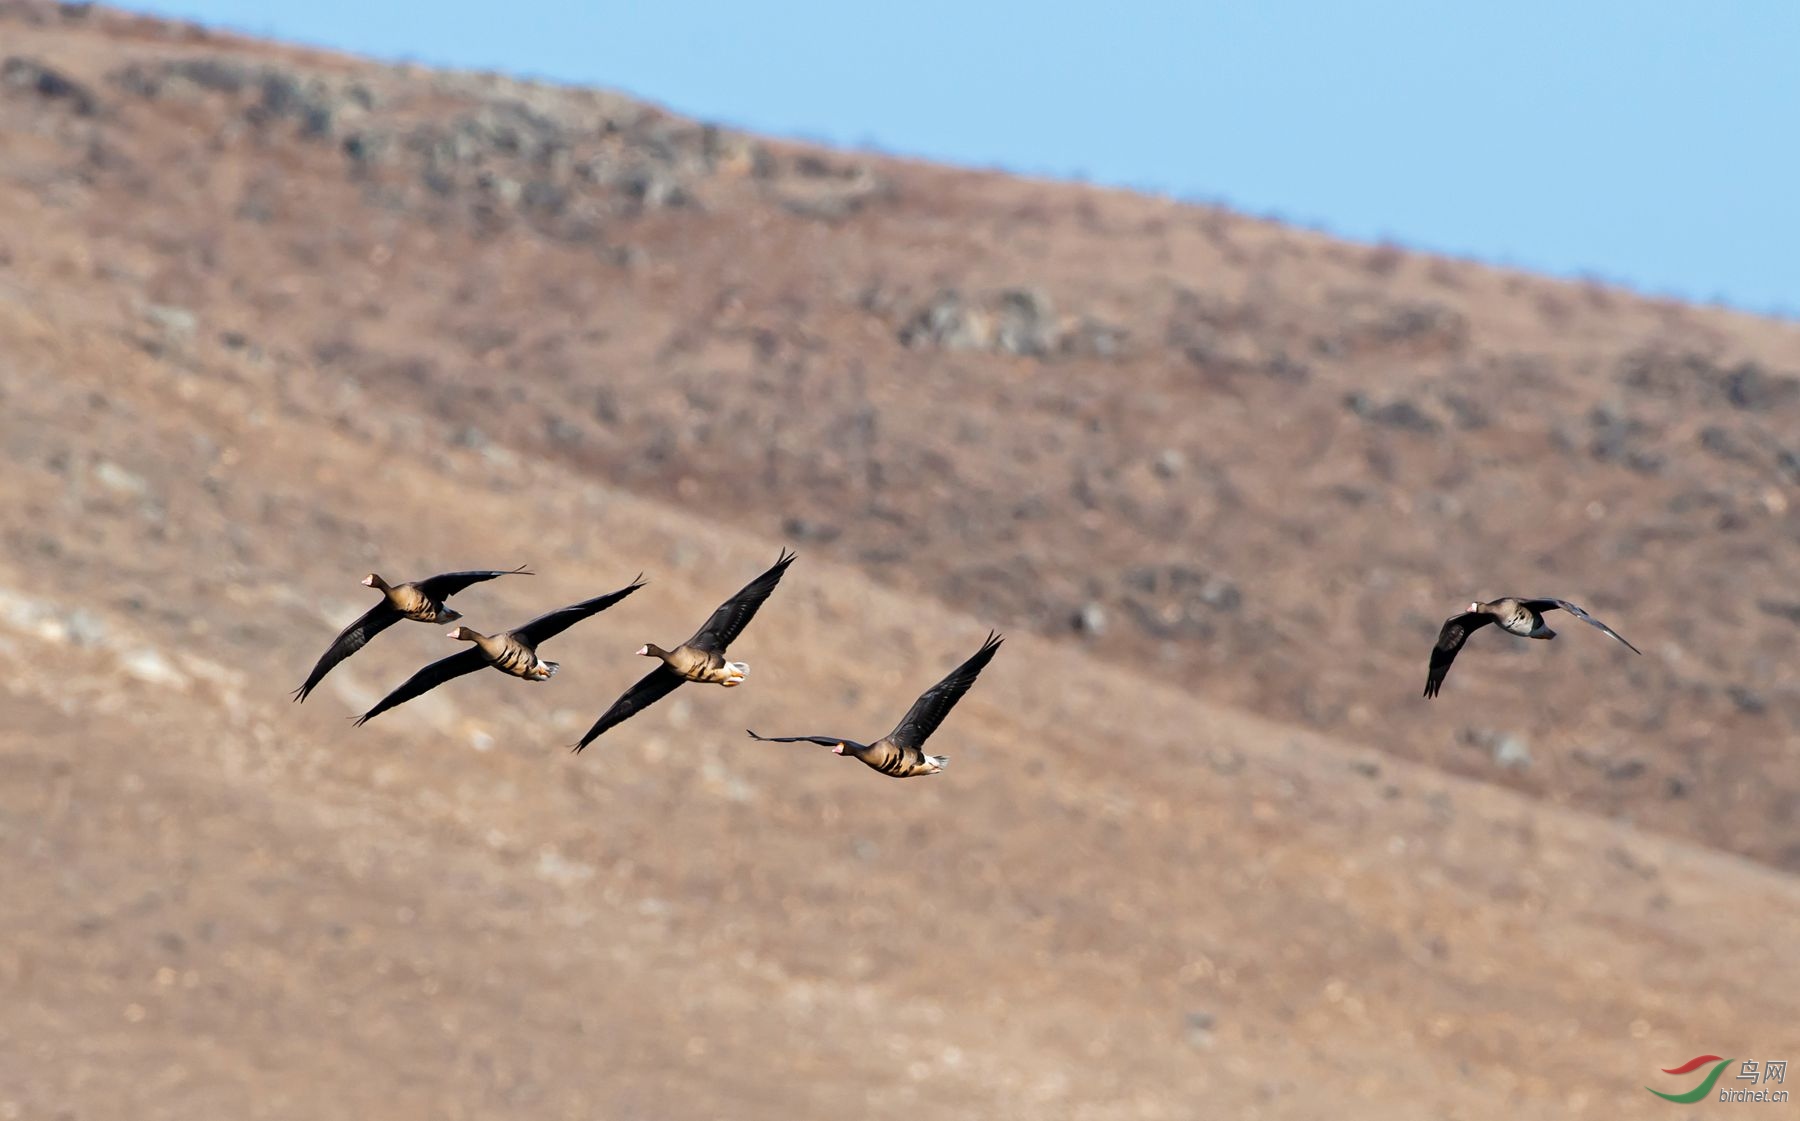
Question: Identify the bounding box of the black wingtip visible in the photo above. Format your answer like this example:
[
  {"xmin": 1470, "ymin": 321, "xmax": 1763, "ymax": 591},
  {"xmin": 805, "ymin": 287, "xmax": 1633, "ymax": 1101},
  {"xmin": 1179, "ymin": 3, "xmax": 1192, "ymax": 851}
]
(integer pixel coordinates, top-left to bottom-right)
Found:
[
  {"xmin": 512, "ymin": 564, "xmax": 535, "ymax": 576},
  {"xmin": 290, "ymin": 685, "xmax": 307, "ymax": 703},
  {"xmin": 745, "ymin": 728, "xmax": 762, "ymax": 740}
]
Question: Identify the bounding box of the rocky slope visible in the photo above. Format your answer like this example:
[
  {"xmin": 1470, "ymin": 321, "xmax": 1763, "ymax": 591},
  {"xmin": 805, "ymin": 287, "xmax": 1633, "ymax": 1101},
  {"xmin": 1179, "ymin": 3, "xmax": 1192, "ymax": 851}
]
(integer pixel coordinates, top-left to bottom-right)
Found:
[{"xmin": 1, "ymin": 3, "xmax": 1797, "ymax": 1118}]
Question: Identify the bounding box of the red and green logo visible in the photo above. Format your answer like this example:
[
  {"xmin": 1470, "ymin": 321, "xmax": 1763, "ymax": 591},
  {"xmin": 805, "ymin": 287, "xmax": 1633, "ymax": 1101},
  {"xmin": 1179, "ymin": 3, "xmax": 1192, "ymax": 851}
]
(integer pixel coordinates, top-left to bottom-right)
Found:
[{"xmin": 1648, "ymin": 1055, "xmax": 1732, "ymax": 1103}]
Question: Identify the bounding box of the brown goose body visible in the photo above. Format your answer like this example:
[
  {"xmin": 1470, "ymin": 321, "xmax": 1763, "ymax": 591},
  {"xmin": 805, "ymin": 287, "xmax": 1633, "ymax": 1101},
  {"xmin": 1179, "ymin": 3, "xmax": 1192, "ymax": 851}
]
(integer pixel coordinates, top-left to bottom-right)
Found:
[
  {"xmin": 375, "ymin": 576, "xmax": 463, "ymax": 623},
  {"xmin": 459, "ymin": 627, "xmax": 559, "ymax": 681},
  {"xmin": 1479, "ymin": 597, "xmax": 1558, "ymax": 638},
  {"xmin": 642, "ymin": 642, "xmax": 741, "ymax": 685},
  {"xmin": 747, "ymin": 631, "xmax": 1003, "ymax": 779},
  {"xmin": 841, "ymin": 736, "xmax": 945, "ymax": 779},
  {"xmin": 573, "ymin": 549, "xmax": 797, "ymax": 751},
  {"xmin": 292, "ymin": 565, "xmax": 532, "ymax": 702},
  {"xmin": 353, "ymin": 578, "xmax": 645, "ymax": 726},
  {"xmin": 1424, "ymin": 596, "xmax": 1641, "ymax": 698}
]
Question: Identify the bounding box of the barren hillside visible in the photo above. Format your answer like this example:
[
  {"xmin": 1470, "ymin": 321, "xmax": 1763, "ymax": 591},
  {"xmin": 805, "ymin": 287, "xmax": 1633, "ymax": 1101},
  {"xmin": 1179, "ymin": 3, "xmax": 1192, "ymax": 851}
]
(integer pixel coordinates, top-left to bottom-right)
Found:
[{"xmin": 1, "ymin": 4, "xmax": 1797, "ymax": 1118}]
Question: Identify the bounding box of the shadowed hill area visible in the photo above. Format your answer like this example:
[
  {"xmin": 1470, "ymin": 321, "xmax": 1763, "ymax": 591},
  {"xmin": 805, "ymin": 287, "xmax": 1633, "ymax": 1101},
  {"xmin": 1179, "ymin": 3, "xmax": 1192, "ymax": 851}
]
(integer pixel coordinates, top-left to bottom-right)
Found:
[{"xmin": 1, "ymin": 3, "xmax": 1797, "ymax": 1117}]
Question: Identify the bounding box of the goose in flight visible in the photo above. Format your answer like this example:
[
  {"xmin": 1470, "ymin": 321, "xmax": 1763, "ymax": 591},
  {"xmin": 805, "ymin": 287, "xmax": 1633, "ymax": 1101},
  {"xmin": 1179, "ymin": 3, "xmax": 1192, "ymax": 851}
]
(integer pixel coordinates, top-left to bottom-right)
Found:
[
  {"xmin": 354, "ymin": 577, "xmax": 645, "ymax": 725},
  {"xmin": 573, "ymin": 549, "xmax": 796, "ymax": 751},
  {"xmin": 293, "ymin": 566, "xmax": 532, "ymax": 702},
  {"xmin": 747, "ymin": 630, "xmax": 1002, "ymax": 778},
  {"xmin": 1424, "ymin": 597, "xmax": 1641, "ymax": 698}
]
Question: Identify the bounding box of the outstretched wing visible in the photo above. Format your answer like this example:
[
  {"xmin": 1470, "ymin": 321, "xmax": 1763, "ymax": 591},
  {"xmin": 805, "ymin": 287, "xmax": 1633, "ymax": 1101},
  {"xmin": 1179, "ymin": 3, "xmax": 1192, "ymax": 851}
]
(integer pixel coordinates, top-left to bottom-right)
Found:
[
  {"xmin": 573, "ymin": 665, "xmax": 684, "ymax": 752},
  {"xmin": 887, "ymin": 631, "xmax": 1003, "ymax": 750},
  {"xmin": 292, "ymin": 601, "xmax": 401, "ymax": 702},
  {"xmin": 353, "ymin": 647, "xmax": 488, "ymax": 726},
  {"xmin": 1524, "ymin": 598, "xmax": 1643, "ymax": 655},
  {"xmin": 686, "ymin": 548, "xmax": 797, "ymax": 653},
  {"xmin": 412, "ymin": 565, "xmax": 533, "ymax": 602},
  {"xmin": 1424, "ymin": 612, "xmax": 1493, "ymax": 698},
  {"xmin": 511, "ymin": 577, "xmax": 646, "ymax": 646},
  {"xmin": 745, "ymin": 729, "xmax": 867, "ymax": 750}
]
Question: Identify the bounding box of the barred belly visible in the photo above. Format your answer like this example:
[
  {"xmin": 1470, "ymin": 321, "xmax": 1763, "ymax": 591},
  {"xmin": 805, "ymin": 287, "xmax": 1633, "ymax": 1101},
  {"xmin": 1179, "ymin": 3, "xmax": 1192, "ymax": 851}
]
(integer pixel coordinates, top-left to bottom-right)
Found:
[
  {"xmin": 492, "ymin": 641, "xmax": 537, "ymax": 678},
  {"xmin": 1502, "ymin": 609, "xmax": 1550, "ymax": 637}
]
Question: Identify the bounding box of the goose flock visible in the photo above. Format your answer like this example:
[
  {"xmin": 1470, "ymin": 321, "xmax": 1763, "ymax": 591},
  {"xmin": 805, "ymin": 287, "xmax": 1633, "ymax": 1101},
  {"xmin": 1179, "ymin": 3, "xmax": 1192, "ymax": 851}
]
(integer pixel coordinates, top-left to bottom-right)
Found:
[
  {"xmin": 291, "ymin": 565, "xmax": 533, "ymax": 703},
  {"xmin": 294, "ymin": 549, "xmax": 1002, "ymax": 778},
  {"xmin": 295, "ymin": 548, "xmax": 1642, "ymax": 775}
]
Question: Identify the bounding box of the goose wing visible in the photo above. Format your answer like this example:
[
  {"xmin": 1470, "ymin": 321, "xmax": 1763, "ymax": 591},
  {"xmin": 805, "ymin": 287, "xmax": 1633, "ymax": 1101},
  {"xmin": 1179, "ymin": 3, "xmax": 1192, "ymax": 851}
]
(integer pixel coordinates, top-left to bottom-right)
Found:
[
  {"xmin": 510, "ymin": 577, "xmax": 646, "ymax": 647},
  {"xmin": 745, "ymin": 730, "xmax": 868, "ymax": 750},
  {"xmin": 292, "ymin": 601, "xmax": 401, "ymax": 702},
  {"xmin": 413, "ymin": 565, "xmax": 533, "ymax": 601},
  {"xmin": 1424, "ymin": 612, "xmax": 1494, "ymax": 699},
  {"xmin": 685, "ymin": 549, "xmax": 796, "ymax": 653},
  {"xmin": 573, "ymin": 665, "xmax": 684, "ymax": 752},
  {"xmin": 353, "ymin": 647, "xmax": 488, "ymax": 726},
  {"xmin": 886, "ymin": 632, "xmax": 1003, "ymax": 750},
  {"xmin": 1523, "ymin": 599, "xmax": 1643, "ymax": 655}
]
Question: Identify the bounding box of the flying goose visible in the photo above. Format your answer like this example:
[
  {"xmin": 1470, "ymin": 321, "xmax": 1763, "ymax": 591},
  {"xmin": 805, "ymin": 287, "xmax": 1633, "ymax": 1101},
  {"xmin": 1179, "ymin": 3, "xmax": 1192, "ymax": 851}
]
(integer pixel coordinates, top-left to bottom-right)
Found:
[
  {"xmin": 293, "ymin": 565, "xmax": 532, "ymax": 702},
  {"xmin": 572, "ymin": 549, "xmax": 796, "ymax": 751},
  {"xmin": 746, "ymin": 630, "xmax": 1002, "ymax": 778},
  {"xmin": 1424, "ymin": 597, "xmax": 1641, "ymax": 698},
  {"xmin": 353, "ymin": 577, "xmax": 645, "ymax": 726}
]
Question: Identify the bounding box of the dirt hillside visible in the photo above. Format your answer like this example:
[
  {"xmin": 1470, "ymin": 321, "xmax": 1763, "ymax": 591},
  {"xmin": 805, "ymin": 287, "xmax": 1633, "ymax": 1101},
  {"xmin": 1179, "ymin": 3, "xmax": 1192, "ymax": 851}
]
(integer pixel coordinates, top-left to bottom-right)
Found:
[{"xmin": 1, "ymin": 4, "xmax": 1796, "ymax": 1118}]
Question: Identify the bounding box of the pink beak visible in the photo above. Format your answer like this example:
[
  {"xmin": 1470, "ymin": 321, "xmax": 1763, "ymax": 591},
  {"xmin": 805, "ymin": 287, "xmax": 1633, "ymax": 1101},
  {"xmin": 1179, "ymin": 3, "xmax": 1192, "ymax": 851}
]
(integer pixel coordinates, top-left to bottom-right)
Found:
[{"xmin": 832, "ymin": 743, "xmax": 845, "ymax": 755}]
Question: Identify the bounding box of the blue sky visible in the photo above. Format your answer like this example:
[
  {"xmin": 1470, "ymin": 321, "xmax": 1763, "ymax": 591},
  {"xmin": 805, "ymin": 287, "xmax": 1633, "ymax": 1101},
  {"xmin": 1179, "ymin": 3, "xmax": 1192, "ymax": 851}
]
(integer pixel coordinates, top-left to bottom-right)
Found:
[{"xmin": 124, "ymin": 1, "xmax": 1799, "ymax": 316}]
